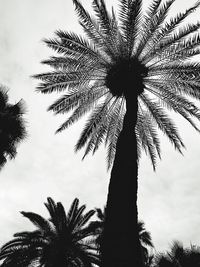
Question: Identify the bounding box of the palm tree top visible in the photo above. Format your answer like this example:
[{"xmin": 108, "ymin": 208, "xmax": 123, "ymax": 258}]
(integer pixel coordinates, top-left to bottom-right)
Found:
[
  {"xmin": 154, "ymin": 241, "xmax": 200, "ymax": 266},
  {"xmin": 0, "ymin": 85, "xmax": 26, "ymax": 169},
  {"xmin": 0, "ymin": 197, "xmax": 99, "ymax": 266},
  {"xmin": 35, "ymin": 0, "xmax": 200, "ymax": 169}
]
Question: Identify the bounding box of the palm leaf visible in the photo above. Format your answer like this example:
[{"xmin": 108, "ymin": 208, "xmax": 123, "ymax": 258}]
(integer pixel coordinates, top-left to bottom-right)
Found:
[
  {"xmin": 141, "ymin": 1, "xmax": 200, "ymax": 60},
  {"xmin": 56, "ymin": 88, "xmax": 108, "ymax": 133},
  {"xmin": 69, "ymin": 204, "xmax": 86, "ymax": 230},
  {"xmin": 137, "ymin": 0, "xmax": 175, "ymax": 57},
  {"xmin": 20, "ymin": 212, "xmax": 52, "ymax": 234},
  {"xmin": 75, "ymin": 93, "xmax": 113, "ymax": 152},
  {"xmin": 67, "ymin": 198, "xmax": 80, "ymax": 223},
  {"xmin": 119, "ymin": 0, "xmax": 142, "ymax": 55},
  {"xmin": 140, "ymin": 93, "xmax": 184, "ymax": 153}
]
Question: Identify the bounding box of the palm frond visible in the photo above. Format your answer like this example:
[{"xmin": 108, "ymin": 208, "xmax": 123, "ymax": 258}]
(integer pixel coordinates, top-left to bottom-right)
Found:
[
  {"xmin": 92, "ymin": 0, "xmax": 123, "ymax": 57},
  {"xmin": 75, "ymin": 93, "xmax": 113, "ymax": 152},
  {"xmin": 134, "ymin": 0, "xmax": 162, "ymax": 55},
  {"xmin": 92, "ymin": 0, "xmax": 112, "ymax": 36},
  {"xmin": 82, "ymin": 97, "xmax": 119, "ymax": 158},
  {"xmin": 54, "ymin": 202, "xmax": 68, "ymax": 233},
  {"xmin": 148, "ymin": 86, "xmax": 200, "ymax": 132},
  {"xmin": 35, "ymin": 74, "xmax": 82, "ymax": 94},
  {"xmin": 147, "ymin": 33, "xmax": 200, "ymax": 67},
  {"xmin": 145, "ymin": 22, "xmax": 200, "ymax": 64},
  {"xmin": 67, "ymin": 198, "xmax": 80, "ymax": 223},
  {"xmin": 44, "ymin": 197, "xmax": 60, "ymax": 230},
  {"xmin": 147, "ymin": 73, "xmax": 200, "ymax": 100},
  {"xmin": 119, "ymin": 0, "xmax": 142, "ymax": 55},
  {"xmin": 141, "ymin": 1, "xmax": 200, "ymax": 60},
  {"xmin": 56, "ymin": 89, "xmax": 108, "ymax": 133},
  {"xmin": 136, "ymin": 110, "xmax": 159, "ymax": 169},
  {"xmin": 69, "ymin": 204, "xmax": 86, "ymax": 230},
  {"xmin": 137, "ymin": 0, "xmax": 175, "ymax": 57},
  {"xmin": 74, "ymin": 210, "xmax": 96, "ymax": 230},
  {"xmin": 20, "ymin": 212, "xmax": 52, "ymax": 234},
  {"xmin": 48, "ymin": 83, "xmax": 107, "ymax": 115},
  {"xmin": 73, "ymin": 0, "xmax": 115, "ymax": 59},
  {"xmin": 34, "ymin": 63, "xmax": 105, "ymax": 94},
  {"xmin": 1, "ymin": 239, "xmax": 27, "ymax": 253},
  {"xmin": 137, "ymin": 107, "xmax": 161, "ymax": 157},
  {"xmin": 106, "ymin": 104, "xmax": 125, "ymax": 170},
  {"xmin": 140, "ymin": 93, "xmax": 184, "ymax": 153}
]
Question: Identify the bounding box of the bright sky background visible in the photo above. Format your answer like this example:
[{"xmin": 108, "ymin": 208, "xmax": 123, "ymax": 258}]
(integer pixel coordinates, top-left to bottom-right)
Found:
[{"xmin": 0, "ymin": 0, "xmax": 200, "ymax": 253}]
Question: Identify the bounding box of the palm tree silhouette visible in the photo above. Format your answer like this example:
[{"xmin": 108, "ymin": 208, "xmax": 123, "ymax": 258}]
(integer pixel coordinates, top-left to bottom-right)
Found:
[
  {"xmin": 154, "ymin": 241, "xmax": 200, "ymax": 267},
  {"xmin": 138, "ymin": 221, "xmax": 154, "ymax": 266},
  {"xmin": 34, "ymin": 0, "xmax": 200, "ymax": 265},
  {"xmin": 0, "ymin": 85, "xmax": 26, "ymax": 169},
  {"xmin": 0, "ymin": 198, "xmax": 99, "ymax": 266}
]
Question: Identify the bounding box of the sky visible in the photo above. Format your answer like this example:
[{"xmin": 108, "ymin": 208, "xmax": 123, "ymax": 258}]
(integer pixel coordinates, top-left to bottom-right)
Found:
[{"xmin": 0, "ymin": 0, "xmax": 200, "ymax": 253}]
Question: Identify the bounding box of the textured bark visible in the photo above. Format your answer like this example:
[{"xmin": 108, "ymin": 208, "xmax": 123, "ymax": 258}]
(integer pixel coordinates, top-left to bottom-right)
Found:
[{"xmin": 101, "ymin": 96, "xmax": 143, "ymax": 267}]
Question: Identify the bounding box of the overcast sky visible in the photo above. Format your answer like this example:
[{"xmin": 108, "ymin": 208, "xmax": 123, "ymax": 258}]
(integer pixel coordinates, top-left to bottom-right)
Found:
[{"xmin": 0, "ymin": 0, "xmax": 200, "ymax": 253}]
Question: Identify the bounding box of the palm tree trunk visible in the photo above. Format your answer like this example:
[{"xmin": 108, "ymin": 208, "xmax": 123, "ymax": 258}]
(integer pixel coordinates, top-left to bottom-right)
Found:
[{"xmin": 101, "ymin": 96, "xmax": 143, "ymax": 267}]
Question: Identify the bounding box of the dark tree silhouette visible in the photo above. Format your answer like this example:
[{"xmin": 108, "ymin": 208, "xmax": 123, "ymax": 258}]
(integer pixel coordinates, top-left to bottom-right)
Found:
[
  {"xmin": 154, "ymin": 241, "xmax": 200, "ymax": 267},
  {"xmin": 138, "ymin": 221, "xmax": 154, "ymax": 266},
  {"xmin": 34, "ymin": 0, "xmax": 200, "ymax": 266},
  {"xmin": 0, "ymin": 85, "xmax": 26, "ymax": 169},
  {"xmin": 90, "ymin": 208, "xmax": 154, "ymax": 265},
  {"xmin": 0, "ymin": 198, "xmax": 99, "ymax": 267}
]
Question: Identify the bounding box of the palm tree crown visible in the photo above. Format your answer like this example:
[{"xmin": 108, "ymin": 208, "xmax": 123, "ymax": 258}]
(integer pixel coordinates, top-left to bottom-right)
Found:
[
  {"xmin": 0, "ymin": 85, "xmax": 26, "ymax": 169},
  {"xmin": 35, "ymin": 0, "xmax": 200, "ymax": 169},
  {"xmin": 0, "ymin": 198, "xmax": 99, "ymax": 267},
  {"xmin": 154, "ymin": 241, "xmax": 200, "ymax": 266}
]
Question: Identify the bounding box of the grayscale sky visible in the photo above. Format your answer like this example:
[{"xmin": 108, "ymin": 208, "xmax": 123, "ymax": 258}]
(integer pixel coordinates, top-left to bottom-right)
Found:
[{"xmin": 0, "ymin": 0, "xmax": 200, "ymax": 252}]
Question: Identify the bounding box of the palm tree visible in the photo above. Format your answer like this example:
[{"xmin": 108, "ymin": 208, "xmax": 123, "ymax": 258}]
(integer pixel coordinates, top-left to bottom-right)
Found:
[
  {"xmin": 0, "ymin": 85, "xmax": 26, "ymax": 169},
  {"xmin": 90, "ymin": 208, "xmax": 154, "ymax": 265},
  {"xmin": 138, "ymin": 221, "xmax": 154, "ymax": 266},
  {"xmin": 0, "ymin": 198, "xmax": 99, "ymax": 266},
  {"xmin": 154, "ymin": 241, "xmax": 200, "ymax": 267},
  {"xmin": 34, "ymin": 0, "xmax": 200, "ymax": 265}
]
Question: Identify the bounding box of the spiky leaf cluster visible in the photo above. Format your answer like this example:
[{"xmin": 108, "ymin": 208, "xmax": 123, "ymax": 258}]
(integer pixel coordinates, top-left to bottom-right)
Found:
[
  {"xmin": 35, "ymin": 0, "xmax": 200, "ymax": 169},
  {"xmin": 0, "ymin": 85, "xmax": 26, "ymax": 169},
  {"xmin": 0, "ymin": 198, "xmax": 99, "ymax": 267},
  {"xmin": 154, "ymin": 241, "xmax": 200, "ymax": 266}
]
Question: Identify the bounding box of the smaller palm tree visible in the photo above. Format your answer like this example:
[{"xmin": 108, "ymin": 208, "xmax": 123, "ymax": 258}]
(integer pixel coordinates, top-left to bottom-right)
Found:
[
  {"xmin": 0, "ymin": 198, "xmax": 99, "ymax": 267},
  {"xmin": 90, "ymin": 207, "xmax": 154, "ymax": 265},
  {"xmin": 138, "ymin": 220, "xmax": 154, "ymax": 266},
  {"xmin": 0, "ymin": 85, "xmax": 26, "ymax": 169},
  {"xmin": 154, "ymin": 241, "xmax": 200, "ymax": 267}
]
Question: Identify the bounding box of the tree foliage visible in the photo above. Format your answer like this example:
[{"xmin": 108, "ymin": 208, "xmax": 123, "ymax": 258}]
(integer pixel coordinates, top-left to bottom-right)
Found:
[
  {"xmin": 154, "ymin": 241, "xmax": 200, "ymax": 267},
  {"xmin": 0, "ymin": 85, "xmax": 26, "ymax": 169},
  {"xmin": 35, "ymin": 0, "xmax": 200, "ymax": 169},
  {"xmin": 0, "ymin": 198, "xmax": 99, "ymax": 267}
]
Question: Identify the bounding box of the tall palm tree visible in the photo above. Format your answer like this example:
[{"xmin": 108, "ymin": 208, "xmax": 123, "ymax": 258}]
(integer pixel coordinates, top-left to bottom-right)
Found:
[
  {"xmin": 0, "ymin": 85, "xmax": 26, "ymax": 169},
  {"xmin": 0, "ymin": 198, "xmax": 99, "ymax": 266},
  {"xmin": 154, "ymin": 241, "xmax": 200, "ymax": 267},
  {"xmin": 34, "ymin": 0, "xmax": 200, "ymax": 265}
]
